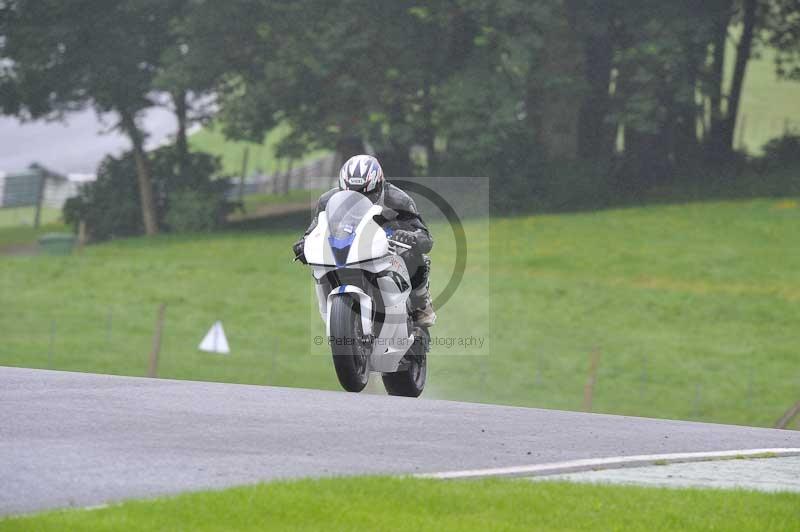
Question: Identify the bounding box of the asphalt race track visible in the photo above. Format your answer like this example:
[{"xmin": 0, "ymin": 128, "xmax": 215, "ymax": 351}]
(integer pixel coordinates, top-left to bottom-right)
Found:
[{"xmin": 2, "ymin": 366, "xmax": 800, "ymax": 516}]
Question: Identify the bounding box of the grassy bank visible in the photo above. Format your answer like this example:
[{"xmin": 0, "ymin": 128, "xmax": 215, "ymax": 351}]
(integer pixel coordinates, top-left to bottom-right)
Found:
[
  {"xmin": 188, "ymin": 123, "xmax": 330, "ymax": 177},
  {"xmin": 0, "ymin": 206, "xmax": 62, "ymax": 228},
  {"xmin": 240, "ymin": 189, "xmax": 323, "ymax": 216},
  {"xmin": 731, "ymin": 39, "xmax": 800, "ymax": 153},
  {"xmin": 0, "ymin": 206, "xmax": 65, "ymax": 250},
  {"xmin": 1, "ymin": 197, "xmax": 799, "ymax": 427},
  {"xmin": 2, "ymin": 476, "xmax": 798, "ymax": 531}
]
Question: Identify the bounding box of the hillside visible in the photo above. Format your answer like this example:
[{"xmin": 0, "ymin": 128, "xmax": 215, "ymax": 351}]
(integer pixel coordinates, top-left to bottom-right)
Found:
[{"xmin": 2, "ymin": 198, "xmax": 798, "ymax": 428}]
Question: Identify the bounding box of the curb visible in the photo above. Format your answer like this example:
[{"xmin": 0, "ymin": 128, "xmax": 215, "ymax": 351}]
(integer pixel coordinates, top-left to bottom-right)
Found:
[{"xmin": 415, "ymin": 448, "xmax": 800, "ymax": 480}]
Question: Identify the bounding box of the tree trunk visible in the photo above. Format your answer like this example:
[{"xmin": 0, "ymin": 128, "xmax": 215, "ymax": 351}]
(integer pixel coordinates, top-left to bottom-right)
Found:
[
  {"xmin": 120, "ymin": 110, "xmax": 158, "ymax": 236},
  {"xmin": 238, "ymin": 146, "xmax": 249, "ymax": 202},
  {"xmin": 336, "ymin": 136, "xmax": 365, "ymax": 162},
  {"xmin": 172, "ymin": 89, "xmax": 190, "ymax": 178},
  {"xmin": 615, "ymin": 59, "xmax": 672, "ymax": 188},
  {"xmin": 720, "ymin": 0, "xmax": 757, "ymax": 155},
  {"xmin": 527, "ymin": 0, "xmax": 584, "ymax": 160},
  {"xmin": 421, "ymin": 77, "xmax": 438, "ymax": 176},
  {"xmin": 282, "ymin": 159, "xmax": 293, "ymax": 195},
  {"xmin": 676, "ymin": 37, "xmax": 704, "ymax": 162},
  {"xmin": 576, "ymin": 5, "xmax": 615, "ymax": 160},
  {"xmin": 708, "ymin": 2, "xmax": 732, "ymax": 153},
  {"xmin": 377, "ymin": 144, "xmax": 412, "ymax": 178},
  {"xmin": 624, "ymin": 128, "xmax": 670, "ymax": 189}
]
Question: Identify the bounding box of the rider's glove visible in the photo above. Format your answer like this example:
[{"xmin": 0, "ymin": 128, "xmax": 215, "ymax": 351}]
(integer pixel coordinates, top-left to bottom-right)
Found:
[
  {"xmin": 292, "ymin": 238, "xmax": 307, "ymax": 264},
  {"xmin": 392, "ymin": 230, "xmax": 417, "ymax": 248}
]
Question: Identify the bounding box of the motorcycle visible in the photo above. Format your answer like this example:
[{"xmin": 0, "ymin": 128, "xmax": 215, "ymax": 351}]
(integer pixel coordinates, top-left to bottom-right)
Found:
[{"xmin": 302, "ymin": 190, "xmax": 429, "ymax": 397}]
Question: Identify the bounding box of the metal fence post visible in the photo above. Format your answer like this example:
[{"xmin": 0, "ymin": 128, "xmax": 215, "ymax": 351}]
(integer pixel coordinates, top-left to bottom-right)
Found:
[
  {"xmin": 48, "ymin": 320, "xmax": 56, "ymax": 369},
  {"xmin": 147, "ymin": 304, "xmax": 167, "ymax": 378},
  {"xmin": 582, "ymin": 348, "xmax": 601, "ymax": 412}
]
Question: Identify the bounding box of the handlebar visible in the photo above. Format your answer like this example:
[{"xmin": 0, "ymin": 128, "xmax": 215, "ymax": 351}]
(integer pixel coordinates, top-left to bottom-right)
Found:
[{"xmin": 388, "ymin": 238, "xmax": 412, "ymax": 254}]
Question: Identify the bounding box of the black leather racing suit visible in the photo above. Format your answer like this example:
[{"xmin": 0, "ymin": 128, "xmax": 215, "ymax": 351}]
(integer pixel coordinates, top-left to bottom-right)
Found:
[{"xmin": 300, "ymin": 183, "xmax": 433, "ymax": 297}]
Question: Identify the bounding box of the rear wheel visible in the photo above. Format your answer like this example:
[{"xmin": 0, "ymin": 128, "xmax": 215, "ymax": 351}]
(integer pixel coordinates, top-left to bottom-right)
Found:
[
  {"xmin": 330, "ymin": 296, "xmax": 370, "ymax": 392},
  {"xmin": 382, "ymin": 330, "xmax": 428, "ymax": 397}
]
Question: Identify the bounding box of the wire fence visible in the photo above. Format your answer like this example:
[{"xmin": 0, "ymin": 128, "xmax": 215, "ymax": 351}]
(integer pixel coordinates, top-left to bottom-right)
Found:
[{"xmin": 229, "ymin": 153, "xmax": 339, "ymax": 198}]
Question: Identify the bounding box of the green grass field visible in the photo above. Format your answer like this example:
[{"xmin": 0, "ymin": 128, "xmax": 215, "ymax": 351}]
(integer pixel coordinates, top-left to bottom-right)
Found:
[
  {"xmin": 188, "ymin": 122, "xmax": 331, "ymax": 177},
  {"xmin": 0, "ymin": 223, "xmax": 63, "ymax": 250},
  {"xmin": 0, "ymin": 206, "xmax": 61, "ymax": 228},
  {"xmin": 2, "ymin": 196, "xmax": 799, "ymax": 428},
  {"xmin": 240, "ymin": 189, "xmax": 323, "ymax": 215},
  {"xmin": 0, "ymin": 208, "xmax": 66, "ymax": 252},
  {"xmin": 2, "ymin": 477, "xmax": 798, "ymax": 531},
  {"xmin": 731, "ymin": 37, "xmax": 800, "ymax": 152},
  {"xmin": 0, "ymin": 207, "xmax": 67, "ymax": 252}
]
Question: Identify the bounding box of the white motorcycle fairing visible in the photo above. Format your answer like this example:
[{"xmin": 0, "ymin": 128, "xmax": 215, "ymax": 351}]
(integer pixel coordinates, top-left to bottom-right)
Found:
[{"xmin": 304, "ymin": 191, "xmax": 415, "ymax": 373}]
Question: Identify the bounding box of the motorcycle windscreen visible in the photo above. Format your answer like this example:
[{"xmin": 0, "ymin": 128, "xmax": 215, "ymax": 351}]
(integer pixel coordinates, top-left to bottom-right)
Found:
[{"xmin": 325, "ymin": 190, "xmax": 375, "ymax": 266}]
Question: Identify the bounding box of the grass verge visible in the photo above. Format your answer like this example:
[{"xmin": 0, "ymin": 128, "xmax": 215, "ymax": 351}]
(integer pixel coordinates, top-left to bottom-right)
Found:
[
  {"xmin": 1, "ymin": 477, "xmax": 798, "ymax": 531},
  {"xmin": 0, "ymin": 222, "xmax": 66, "ymax": 251}
]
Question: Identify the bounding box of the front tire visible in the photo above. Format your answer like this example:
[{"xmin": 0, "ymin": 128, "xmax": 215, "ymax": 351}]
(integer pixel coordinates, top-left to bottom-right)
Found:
[
  {"xmin": 382, "ymin": 331, "xmax": 427, "ymax": 397},
  {"xmin": 330, "ymin": 296, "xmax": 370, "ymax": 392}
]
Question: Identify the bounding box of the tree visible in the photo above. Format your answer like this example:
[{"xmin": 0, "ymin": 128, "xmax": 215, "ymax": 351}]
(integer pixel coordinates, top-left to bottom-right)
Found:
[
  {"xmin": 571, "ymin": 0, "xmax": 620, "ymax": 161},
  {"xmin": 0, "ymin": 0, "xmax": 183, "ymax": 235},
  {"xmin": 767, "ymin": 0, "xmax": 800, "ymax": 81},
  {"xmin": 177, "ymin": 0, "xmax": 485, "ymax": 177},
  {"xmin": 155, "ymin": 1, "xmax": 230, "ymax": 178},
  {"xmin": 707, "ymin": 0, "xmax": 735, "ymax": 156},
  {"xmin": 719, "ymin": 0, "xmax": 759, "ymax": 156}
]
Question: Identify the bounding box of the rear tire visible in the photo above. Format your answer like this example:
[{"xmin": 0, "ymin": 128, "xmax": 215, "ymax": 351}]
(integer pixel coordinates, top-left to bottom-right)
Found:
[
  {"xmin": 382, "ymin": 332, "xmax": 427, "ymax": 397},
  {"xmin": 330, "ymin": 296, "xmax": 370, "ymax": 392}
]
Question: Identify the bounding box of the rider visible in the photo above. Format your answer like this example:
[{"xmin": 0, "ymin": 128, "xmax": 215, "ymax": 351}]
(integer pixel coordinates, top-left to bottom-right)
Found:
[{"xmin": 293, "ymin": 154, "xmax": 436, "ymax": 327}]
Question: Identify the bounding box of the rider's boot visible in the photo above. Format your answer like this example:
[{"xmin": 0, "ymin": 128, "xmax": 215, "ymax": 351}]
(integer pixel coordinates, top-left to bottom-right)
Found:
[{"xmin": 410, "ymin": 283, "xmax": 436, "ymax": 327}]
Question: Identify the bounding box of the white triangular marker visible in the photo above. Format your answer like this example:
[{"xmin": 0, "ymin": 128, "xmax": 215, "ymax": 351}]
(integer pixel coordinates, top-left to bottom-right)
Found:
[{"xmin": 199, "ymin": 321, "xmax": 230, "ymax": 355}]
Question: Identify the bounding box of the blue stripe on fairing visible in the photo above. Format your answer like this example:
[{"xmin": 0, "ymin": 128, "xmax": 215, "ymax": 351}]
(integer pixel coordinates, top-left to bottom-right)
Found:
[
  {"xmin": 329, "ymin": 233, "xmax": 356, "ymax": 249},
  {"xmin": 339, "ymin": 284, "xmax": 347, "ymax": 294},
  {"xmin": 329, "ymin": 233, "xmax": 356, "ymax": 268}
]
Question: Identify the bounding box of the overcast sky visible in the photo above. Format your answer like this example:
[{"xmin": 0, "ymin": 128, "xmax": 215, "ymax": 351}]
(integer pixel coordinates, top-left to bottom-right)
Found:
[{"xmin": 0, "ymin": 107, "xmax": 178, "ymax": 175}]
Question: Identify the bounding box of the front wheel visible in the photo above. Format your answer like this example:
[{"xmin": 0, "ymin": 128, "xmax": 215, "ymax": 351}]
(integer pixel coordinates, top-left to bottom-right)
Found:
[
  {"xmin": 330, "ymin": 296, "xmax": 370, "ymax": 392},
  {"xmin": 382, "ymin": 331, "xmax": 428, "ymax": 397}
]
